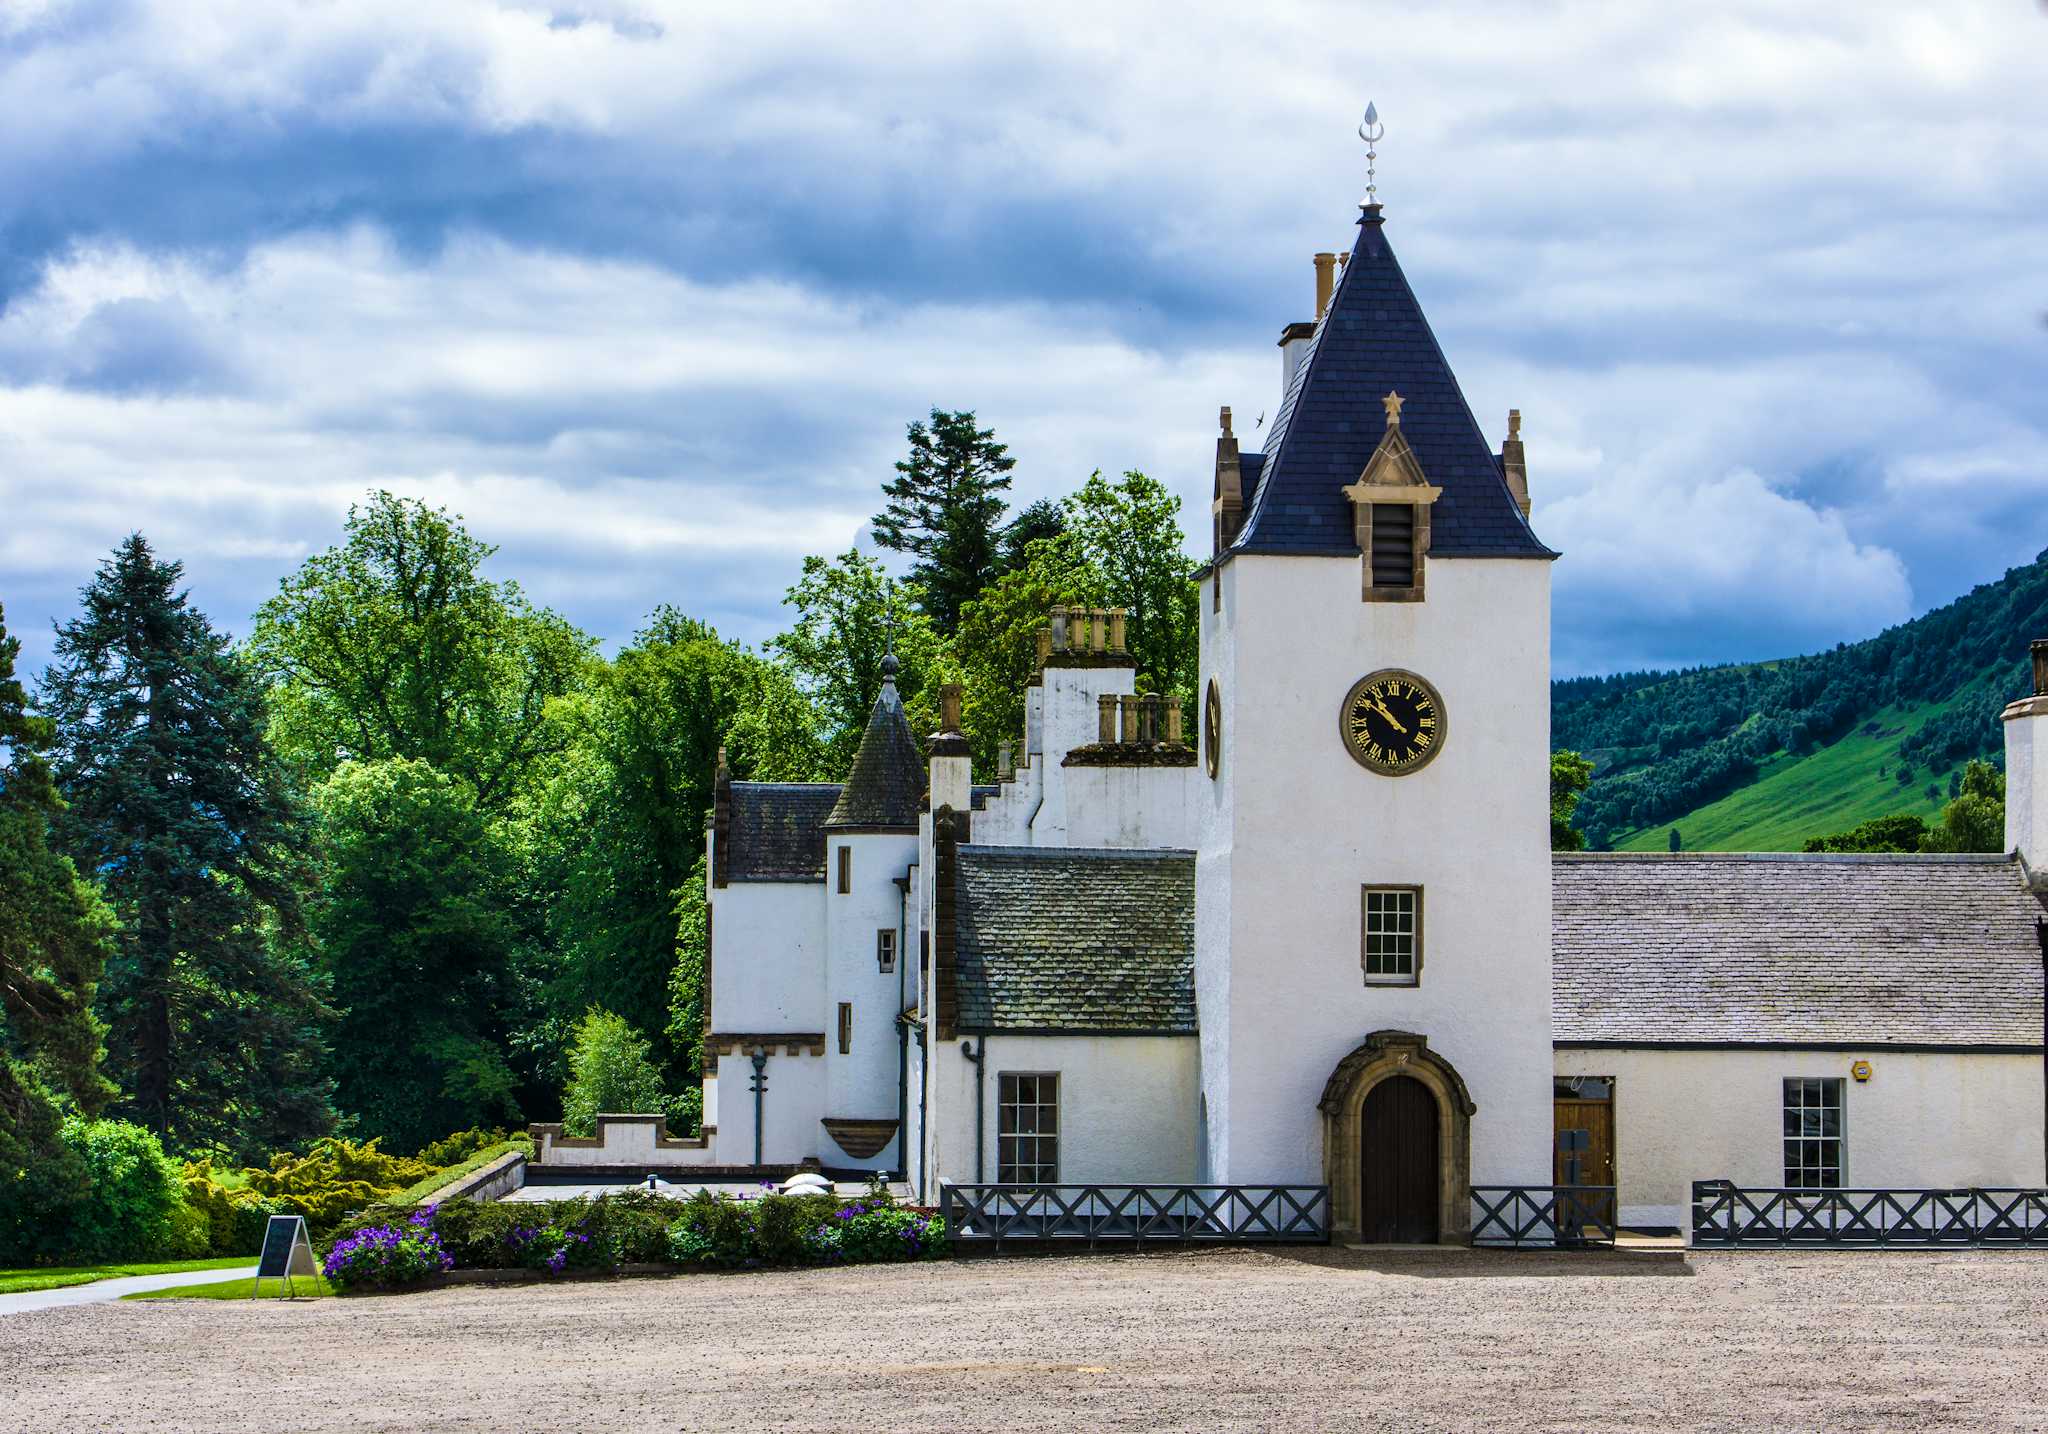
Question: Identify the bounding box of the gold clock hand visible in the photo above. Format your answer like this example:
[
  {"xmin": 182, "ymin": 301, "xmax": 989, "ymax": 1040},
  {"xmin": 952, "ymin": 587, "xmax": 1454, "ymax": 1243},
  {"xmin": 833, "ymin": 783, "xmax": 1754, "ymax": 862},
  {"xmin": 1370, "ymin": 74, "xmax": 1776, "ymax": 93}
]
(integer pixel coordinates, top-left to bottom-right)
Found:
[{"xmin": 1367, "ymin": 699, "xmax": 1407, "ymax": 735}]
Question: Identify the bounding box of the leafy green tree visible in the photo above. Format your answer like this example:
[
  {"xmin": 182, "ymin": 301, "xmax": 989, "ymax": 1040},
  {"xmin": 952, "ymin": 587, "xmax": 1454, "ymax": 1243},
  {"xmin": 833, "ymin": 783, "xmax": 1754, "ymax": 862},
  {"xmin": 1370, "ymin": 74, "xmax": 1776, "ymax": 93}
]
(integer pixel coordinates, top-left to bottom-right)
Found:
[
  {"xmin": 664, "ymin": 857, "xmax": 709, "ymax": 1135},
  {"xmin": 0, "ymin": 599, "xmax": 117, "ymax": 1211},
  {"xmin": 1063, "ymin": 470, "xmax": 1200, "ymax": 701},
  {"xmin": 1921, "ymin": 760, "xmax": 2005, "ymax": 853},
  {"xmin": 1668, "ymin": 827, "xmax": 1682, "ymax": 853},
  {"xmin": 1549, "ymin": 750, "xmax": 1595, "ymax": 851},
  {"xmin": 560, "ymin": 1009, "xmax": 668, "ymax": 1137},
  {"xmin": 311, "ymin": 759, "xmax": 522, "ymax": 1149},
  {"xmin": 248, "ymin": 491, "xmax": 592, "ymax": 813},
  {"xmin": 1000, "ymin": 498, "xmax": 1067, "ymax": 571},
  {"xmin": 871, "ymin": 410, "xmax": 1016, "ymax": 633},
  {"xmin": 540, "ymin": 614, "xmax": 824, "ymax": 1084},
  {"xmin": 40, "ymin": 537, "xmax": 332, "ymax": 1157},
  {"xmin": 953, "ymin": 533, "xmax": 1106, "ymax": 769},
  {"xmin": 769, "ymin": 553, "xmax": 945, "ymax": 769},
  {"xmin": 1801, "ymin": 813, "xmax": 1930, "ymax": 853}
]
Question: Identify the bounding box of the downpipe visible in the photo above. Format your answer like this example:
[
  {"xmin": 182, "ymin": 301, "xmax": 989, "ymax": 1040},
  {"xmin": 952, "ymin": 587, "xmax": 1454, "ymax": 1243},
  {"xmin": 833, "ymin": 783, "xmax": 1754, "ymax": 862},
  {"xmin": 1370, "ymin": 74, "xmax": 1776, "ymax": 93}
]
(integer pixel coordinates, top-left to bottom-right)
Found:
[
  {"xmin": 961, "ymin": 1035, "xmax": 987, "ymax": 1183},
  {"xmin": 749, "ymin": 1047, "xmax": 768, "ymax": 1168}
]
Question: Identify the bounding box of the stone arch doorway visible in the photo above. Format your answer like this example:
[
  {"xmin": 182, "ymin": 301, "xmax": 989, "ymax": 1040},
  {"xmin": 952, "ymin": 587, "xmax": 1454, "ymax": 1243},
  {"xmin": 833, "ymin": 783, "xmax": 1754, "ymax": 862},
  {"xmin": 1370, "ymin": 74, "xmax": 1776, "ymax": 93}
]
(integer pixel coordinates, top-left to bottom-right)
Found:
[{"xmin": 1318, "ymin": 1030, "xmax": 1475, "ymax": 1244}]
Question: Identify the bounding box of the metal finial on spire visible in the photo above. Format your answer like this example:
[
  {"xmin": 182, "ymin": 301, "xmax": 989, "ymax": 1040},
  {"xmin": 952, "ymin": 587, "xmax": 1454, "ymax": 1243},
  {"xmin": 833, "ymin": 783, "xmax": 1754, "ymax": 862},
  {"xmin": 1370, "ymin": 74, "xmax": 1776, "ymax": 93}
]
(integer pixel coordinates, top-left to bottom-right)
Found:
[
  {"xmin": 1358, "ymin": 102, "xmax": 1383, "ymax": 209},
  {"xmin": 881, "ymin": 589, "xmax": 900, "ymax": 682}
]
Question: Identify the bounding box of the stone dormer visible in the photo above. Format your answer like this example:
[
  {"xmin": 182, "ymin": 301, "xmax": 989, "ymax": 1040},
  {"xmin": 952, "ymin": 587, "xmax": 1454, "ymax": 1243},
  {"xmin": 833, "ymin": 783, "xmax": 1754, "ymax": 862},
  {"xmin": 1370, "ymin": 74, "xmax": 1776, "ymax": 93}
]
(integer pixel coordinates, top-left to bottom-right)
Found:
[{"xmin": 1341, "ymin": 391, "xmax": 1442, "ymax": 602}]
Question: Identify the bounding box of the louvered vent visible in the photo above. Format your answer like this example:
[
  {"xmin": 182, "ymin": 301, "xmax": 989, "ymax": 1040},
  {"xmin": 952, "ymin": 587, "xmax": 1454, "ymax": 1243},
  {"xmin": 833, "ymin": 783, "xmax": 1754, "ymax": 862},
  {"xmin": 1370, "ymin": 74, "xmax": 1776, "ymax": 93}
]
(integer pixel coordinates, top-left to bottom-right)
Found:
[{"xmin": 1370, "ymin": 504, "xmax": 1415, "ymax": 587}]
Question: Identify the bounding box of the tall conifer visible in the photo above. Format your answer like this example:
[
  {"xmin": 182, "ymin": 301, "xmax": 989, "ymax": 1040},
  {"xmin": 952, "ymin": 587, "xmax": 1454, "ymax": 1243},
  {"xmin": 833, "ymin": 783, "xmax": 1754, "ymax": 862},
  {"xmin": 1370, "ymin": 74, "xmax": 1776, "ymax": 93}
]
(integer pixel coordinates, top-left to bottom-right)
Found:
[
  {"xmin": 40, "ymin": 536, "xmax": 332, "ymax": 1156},
  {"xmin": 871, "ymin": 409, "xmax": 1016, "ymax": 633},
  {"xmin": 0, "ymin": 599, "xmax": 117, "ymax": 1191}
]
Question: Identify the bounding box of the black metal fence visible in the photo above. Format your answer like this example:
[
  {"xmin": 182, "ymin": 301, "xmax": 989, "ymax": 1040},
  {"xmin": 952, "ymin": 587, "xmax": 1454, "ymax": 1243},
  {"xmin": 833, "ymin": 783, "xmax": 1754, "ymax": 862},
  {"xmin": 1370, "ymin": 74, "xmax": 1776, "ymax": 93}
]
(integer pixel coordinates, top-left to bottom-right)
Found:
[
  {"xmin": 1692, "ymin": 1180, "xmax": 2048, "ymax": 1247},
  {"xmin": 942, "ymin": 1184, "xmax": 1330, "ymax": 1249},
  {"xmin": 1469, "ymin": 1186, "xmax": 1618, "ymax": 1248}
]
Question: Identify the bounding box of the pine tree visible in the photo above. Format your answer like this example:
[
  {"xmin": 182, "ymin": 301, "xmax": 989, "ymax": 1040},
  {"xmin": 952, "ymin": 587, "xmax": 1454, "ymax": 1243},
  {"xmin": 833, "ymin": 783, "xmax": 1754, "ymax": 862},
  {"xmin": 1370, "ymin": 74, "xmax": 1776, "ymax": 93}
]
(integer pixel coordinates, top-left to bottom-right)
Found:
[
  {"xmin": 40, "ymin": 536, "xmax": 333, "ymax": 1157},
  {"xmin": 871, "ymin": 409, "xmax": 1016, "ymax": 633},
  {"xmin": 0, "ymin": 599, "xmax": 118, "ymax": 1195}
]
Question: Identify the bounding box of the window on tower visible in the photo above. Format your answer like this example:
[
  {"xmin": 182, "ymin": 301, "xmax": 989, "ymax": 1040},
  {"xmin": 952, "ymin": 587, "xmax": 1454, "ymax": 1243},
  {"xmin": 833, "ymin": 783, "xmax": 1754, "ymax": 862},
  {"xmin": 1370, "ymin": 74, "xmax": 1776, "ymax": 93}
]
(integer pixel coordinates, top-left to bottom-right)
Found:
[
  {"xmin": 1361, "ymin": 885, "xmax": 1422, "ymax": 985},
  {"xmin": 876, "ymin": 928, "xmax": 896, "ymax": 973}
]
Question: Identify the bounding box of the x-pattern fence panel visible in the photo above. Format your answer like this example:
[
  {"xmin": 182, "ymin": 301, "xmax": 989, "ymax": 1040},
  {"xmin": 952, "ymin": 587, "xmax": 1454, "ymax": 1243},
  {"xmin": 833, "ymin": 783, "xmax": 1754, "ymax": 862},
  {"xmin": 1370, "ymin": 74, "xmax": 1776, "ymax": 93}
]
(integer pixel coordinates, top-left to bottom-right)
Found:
[
  {"xmin": 1692, "ymin": 1180, "xmax": 2048, "ymax": 1247},
  {"xmin": 942, "ymin": 1184, "xmax": 1331, "ymax": 1249},
  {"xmin": 1469, "ymin": 1186, "xmax": 1617, "ymax": 1248}
]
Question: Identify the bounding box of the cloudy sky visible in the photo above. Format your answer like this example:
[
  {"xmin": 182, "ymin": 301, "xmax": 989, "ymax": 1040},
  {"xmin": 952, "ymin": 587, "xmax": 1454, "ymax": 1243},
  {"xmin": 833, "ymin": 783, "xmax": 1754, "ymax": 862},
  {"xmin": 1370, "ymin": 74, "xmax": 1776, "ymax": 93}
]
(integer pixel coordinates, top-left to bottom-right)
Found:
[{"xmin": 2, "ymin": 0, "xmax": 2044, "ymax": 679}]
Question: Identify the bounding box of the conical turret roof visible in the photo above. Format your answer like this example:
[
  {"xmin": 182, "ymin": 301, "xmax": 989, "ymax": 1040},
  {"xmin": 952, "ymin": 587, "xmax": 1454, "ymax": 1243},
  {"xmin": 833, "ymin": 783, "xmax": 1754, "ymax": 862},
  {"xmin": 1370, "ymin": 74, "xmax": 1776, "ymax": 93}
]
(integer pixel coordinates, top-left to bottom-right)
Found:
[
  {"xmin": 1230, "ymin": 205, "xmax": 1552, "ymax": 560},
  {"xmin": 824, "ymin": 657, "xmax": 925, "ymax": 829}
]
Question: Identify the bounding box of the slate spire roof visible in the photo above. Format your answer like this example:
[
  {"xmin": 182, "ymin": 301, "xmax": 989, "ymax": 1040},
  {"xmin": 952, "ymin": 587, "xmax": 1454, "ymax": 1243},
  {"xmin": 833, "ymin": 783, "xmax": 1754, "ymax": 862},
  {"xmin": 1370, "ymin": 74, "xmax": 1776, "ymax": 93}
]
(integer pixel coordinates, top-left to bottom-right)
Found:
[
  {"xmin": 1230, "ymin": 205, "xmax": 1554, "ymax": 559},
  {"xmin": 824, "ymin": 653, "xmax": 925, "ymax": 829}
]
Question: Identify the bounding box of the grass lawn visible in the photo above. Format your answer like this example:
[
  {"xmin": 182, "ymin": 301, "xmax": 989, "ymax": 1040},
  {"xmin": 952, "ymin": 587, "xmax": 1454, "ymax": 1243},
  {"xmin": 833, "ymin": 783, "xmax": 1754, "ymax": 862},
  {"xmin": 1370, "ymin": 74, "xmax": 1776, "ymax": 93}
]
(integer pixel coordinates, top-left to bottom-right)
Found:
[
  {"xmin": 1609, "ymin": 696, "xmax": 1966, "ymax": 852},
  {"xmin": 0, "ymin": 1256, "xmax": 253, "ymax": 1297},
  {"xmin": 124, "ymin": 1272, "xmax": 334, "ymax": 1301}
]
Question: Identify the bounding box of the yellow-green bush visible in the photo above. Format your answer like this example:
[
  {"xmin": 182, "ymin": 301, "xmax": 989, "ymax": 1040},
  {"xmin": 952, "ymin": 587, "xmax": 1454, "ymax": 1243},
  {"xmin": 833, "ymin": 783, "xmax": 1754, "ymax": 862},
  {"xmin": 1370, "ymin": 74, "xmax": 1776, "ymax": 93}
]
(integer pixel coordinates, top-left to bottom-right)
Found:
[{"xmin": 180, "ymin": 1164, "xmax": 283, "ymax": 1256}]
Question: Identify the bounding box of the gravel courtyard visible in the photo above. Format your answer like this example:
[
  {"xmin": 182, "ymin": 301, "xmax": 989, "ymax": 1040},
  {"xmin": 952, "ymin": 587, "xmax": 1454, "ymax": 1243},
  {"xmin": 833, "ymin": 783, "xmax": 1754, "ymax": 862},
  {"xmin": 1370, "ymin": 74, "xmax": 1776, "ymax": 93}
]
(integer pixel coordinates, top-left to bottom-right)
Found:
[{"xmin": 4, "ymin": 1246, "xmax": 2045, "ymax": 1433}]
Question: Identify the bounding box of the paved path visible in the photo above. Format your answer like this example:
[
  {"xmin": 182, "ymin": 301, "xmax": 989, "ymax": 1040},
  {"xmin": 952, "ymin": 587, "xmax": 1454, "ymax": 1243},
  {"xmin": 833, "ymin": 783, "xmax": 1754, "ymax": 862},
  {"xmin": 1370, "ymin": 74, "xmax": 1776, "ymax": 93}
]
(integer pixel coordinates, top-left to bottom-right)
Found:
[{"xmin": 0, "ymin": 1265, "xmax": 255, "ymax": 1318}]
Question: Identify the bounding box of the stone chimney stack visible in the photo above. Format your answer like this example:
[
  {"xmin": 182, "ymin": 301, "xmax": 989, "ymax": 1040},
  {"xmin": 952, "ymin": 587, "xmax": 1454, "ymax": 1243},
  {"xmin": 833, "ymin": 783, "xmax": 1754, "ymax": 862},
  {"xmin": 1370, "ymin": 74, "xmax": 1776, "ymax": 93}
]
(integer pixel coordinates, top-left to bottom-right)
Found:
[
  {"xmin": 1500, "ymin": 409, "xmax": 1531, "ymax": 519},
  {"xmin": 2001, "ymin": 639, "xmax": 2048, "ymax": 882},
  {"xmin": 1213, "ymin": 408, "xmax": 1244, "ymax": 553},
  {"xmin": 929, "ymin": 681, "xmax": 972, "ymax": 817}
]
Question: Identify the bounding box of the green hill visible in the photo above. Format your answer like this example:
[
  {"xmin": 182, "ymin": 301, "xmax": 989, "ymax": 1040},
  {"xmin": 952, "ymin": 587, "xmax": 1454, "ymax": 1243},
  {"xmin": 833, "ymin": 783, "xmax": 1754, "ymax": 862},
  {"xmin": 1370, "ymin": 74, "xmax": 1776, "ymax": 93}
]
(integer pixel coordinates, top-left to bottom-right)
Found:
[{"xmin": 1554, "ymin": 551, "xmax": 2048, "ymax": 852}]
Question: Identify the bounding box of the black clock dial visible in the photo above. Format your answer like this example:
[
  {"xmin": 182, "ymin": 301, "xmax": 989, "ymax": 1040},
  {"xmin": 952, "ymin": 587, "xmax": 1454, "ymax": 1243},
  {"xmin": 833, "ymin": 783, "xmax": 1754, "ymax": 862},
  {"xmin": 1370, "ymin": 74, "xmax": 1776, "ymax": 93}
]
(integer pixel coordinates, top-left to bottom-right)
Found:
[{"xmin": 1341, "ymin": 671, "xmax": 1445, "ymax": 775}]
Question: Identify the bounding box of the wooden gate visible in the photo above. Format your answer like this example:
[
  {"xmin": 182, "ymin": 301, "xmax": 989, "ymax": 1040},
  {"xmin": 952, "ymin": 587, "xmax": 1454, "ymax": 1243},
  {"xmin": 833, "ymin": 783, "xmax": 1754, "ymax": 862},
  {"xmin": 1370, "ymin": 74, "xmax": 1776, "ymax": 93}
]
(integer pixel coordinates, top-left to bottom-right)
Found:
[{"xmin": 1361, "ymin": 1075, "xmax": 1439, "ymax": 1243}]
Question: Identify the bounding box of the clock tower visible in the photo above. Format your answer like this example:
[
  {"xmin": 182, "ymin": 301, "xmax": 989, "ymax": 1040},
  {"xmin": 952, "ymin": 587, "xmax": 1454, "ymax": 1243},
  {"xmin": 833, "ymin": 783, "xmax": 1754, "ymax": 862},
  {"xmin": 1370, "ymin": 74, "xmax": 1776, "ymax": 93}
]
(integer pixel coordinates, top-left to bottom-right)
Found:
[{"xmin": 1194, "ymin": 196, "xmax": 1556, "ymax": 1242}]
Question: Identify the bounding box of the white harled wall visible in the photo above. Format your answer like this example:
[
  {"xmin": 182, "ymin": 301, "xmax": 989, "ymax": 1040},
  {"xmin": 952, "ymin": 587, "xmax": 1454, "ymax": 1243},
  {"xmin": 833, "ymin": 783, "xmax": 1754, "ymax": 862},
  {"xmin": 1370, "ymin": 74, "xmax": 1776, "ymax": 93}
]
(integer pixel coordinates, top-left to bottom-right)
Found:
[
  {"xmin": 1197, "ymin": 554, "xmax": 1555, "ymax": 1190},
  {"xmin": 821, "ymin": 831, "xmax": 916, "ymax": 1170},
  {"xmin": 1556, "ymin": 1046, "xmax": 2048, "ymax": 1229}
]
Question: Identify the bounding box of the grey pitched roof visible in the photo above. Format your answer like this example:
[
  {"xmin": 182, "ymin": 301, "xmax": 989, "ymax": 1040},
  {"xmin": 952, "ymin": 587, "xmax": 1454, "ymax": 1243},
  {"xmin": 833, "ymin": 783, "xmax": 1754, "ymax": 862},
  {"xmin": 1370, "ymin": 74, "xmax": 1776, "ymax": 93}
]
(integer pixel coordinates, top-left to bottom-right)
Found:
[
  {"xmin": 826, "ymin": 676, "xmax": 924, "ymax": 829},
  {"xmin": 1232, "ymin": 208, "xmax": 1553, "ymax": 561},
  {"xmin": 727, "ymin": 783, "xmax": 841, "ymax": 882},
  {"xmin": 1554, "ymin": 853, "xmax": 2046, "ymax": 1048},
  {"xmin": 954, "ymin": 846, "xmax": 1196, "ymax": 1034}
]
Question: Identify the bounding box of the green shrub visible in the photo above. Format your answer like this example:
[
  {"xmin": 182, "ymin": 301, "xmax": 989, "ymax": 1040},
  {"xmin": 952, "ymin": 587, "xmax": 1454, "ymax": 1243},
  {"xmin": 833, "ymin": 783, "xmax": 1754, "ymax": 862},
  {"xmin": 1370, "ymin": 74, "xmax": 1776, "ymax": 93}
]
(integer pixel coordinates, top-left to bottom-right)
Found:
[
  {"xmin": 48, "ymin": 1118, "xmax": 188, "ymax": 1263},
  {"xmin": 561, "ymin": 1010, "xmax": 668, "ymax": 1137},
  {"xmin": 181, "ymin": 1162, "xmax": 285, "ymax": 1255},
  {"xmin": 413, "ymin": 1127, "xmax": 522, "ymax": 1166},
  {"xmin": 240, "ymin": 1137, "xmax": 437, "ymax": 1238}
]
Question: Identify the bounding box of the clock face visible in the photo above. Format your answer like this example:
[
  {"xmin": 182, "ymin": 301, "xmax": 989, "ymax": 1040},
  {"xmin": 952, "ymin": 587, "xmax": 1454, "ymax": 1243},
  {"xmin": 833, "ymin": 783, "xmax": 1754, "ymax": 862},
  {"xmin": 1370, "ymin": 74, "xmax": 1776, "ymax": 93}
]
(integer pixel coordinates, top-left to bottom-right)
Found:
[
  {"xmin": 1204, "ymin": 679, "xmax": 1222, "ymax": 780},
  {"xmin": 1341, "ymin": 670, "xmax": 1445, "ymax": 775}
]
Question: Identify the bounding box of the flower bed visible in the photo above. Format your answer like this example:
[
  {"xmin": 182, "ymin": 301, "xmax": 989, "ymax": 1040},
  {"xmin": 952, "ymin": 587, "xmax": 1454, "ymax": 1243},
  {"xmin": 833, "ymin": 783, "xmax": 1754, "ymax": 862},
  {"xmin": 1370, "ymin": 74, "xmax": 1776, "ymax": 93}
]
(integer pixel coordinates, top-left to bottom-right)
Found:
[
  {"xmin": 320, "ymin": 1185, "xmax": 945, "ymax": 1293},
  {"xmin": 323, "ymin": 1207, "xmax": 454, "ymax": 1291}
]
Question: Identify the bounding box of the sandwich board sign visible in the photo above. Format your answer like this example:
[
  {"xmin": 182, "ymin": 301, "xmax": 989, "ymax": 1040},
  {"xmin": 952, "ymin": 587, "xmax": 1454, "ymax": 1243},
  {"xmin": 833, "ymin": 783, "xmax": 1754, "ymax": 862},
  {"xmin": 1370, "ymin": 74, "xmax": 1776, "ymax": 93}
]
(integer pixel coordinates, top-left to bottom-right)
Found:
[{"xmin": 254, "ymin": 1214, "xmax": 319, "ymax": 1298}]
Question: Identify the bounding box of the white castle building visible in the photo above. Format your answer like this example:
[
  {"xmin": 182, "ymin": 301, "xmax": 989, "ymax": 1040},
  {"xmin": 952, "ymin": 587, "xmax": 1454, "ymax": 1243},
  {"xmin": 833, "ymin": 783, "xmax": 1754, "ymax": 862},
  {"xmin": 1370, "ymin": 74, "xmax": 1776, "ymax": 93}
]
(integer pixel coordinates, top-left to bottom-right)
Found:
[{"xmin": 534, "ymin": 189, "xmax": 2048, "ymax": 1241}]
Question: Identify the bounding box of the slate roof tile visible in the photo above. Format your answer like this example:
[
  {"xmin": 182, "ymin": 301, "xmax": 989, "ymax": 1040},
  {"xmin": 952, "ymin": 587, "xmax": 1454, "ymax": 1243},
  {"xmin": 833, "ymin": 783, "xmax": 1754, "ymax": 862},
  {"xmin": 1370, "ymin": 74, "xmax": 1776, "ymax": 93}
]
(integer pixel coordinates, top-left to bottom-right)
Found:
[
  {"xmin": 1553, "ymin": 853, "xmax": 2046, "ymax": 1048},
  {"xmin": 954, "ymin": 846, "xmax": 1196, "ymax": 1034},
  {"xmin": 727, "ymin": 783, "xmax": 841, "ymax": 882},
  {"xmin": 1233, "ymin": 209, "xmax": 1553, "ymax": 561},
  {"xmin": 826, "ymin": 676, "xmax": 924, "ymax": 829}
]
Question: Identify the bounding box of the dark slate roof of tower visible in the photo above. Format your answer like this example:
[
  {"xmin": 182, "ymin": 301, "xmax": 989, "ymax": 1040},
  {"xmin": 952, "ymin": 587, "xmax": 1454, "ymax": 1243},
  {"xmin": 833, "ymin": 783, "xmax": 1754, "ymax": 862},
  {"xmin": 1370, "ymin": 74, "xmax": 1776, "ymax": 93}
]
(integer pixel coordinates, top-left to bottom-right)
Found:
[
  {"xmin": 727, "ymin": 783, "xmax": 842, "ymax": 882},
  {"xmin": 953, "ymin": 846, "xmax": 1196, "ymax": 1034},
  {"xmin": 1553, "ymin": 853, "xmax": 2046, "ymax": 1048},
  {"xmin": 825, "ymin": 676, "xmax": 924, "ymax": 829},
  {"xmin": 1231, "ymin": 208, "xmax": 1553, "ymax": 560}
]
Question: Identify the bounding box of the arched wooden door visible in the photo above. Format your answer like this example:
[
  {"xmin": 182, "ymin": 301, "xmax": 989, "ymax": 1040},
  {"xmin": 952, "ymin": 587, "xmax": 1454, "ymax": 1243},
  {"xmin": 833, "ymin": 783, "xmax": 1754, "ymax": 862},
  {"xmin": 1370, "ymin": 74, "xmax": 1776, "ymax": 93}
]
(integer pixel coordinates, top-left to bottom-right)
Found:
[{"xmin": 1360, "ymin": 1074, "xmax": 1440, "ymax": 1243}]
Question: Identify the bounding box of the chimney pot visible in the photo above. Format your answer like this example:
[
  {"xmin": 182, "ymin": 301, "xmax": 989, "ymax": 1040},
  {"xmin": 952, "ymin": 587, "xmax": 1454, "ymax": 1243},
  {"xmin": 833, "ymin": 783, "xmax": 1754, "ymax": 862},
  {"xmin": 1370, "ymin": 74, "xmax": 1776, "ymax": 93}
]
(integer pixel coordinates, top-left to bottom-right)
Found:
[
  {"xmin": 1165, "ymin": 695, "xmax": 1184, "ymax": 745},
  {"xmin": 2032, "ymin": 639, "xmax": 2048, "ymax": 698},
  {"xmin": 1091, "ymin": 608, "xmax": 1107, "ymax": 653},
  {"xmin": 1035, "ymin": 627, "xmax": 1052, "ymax": 668},
  {"xmin": 1313, "ymin": 252, "xmax": 1338, "ymax": 320},
  {"xmin": 1108, "ymin": 608, "xmax": 1127, "ymax": 654},
  {"xmin": 1098, "ymin": 693, "xmax": 1118, "ymax": 744},
  {"xmin": 997, "ymin": 740, "xmax": 1014, "ymax": 779},
  {"xmin": 1049, "ymin": 605, "xmax": 1069, "ymax": 652},
  {"xmin": 1119, "ymin": 694, "xmax": 1139, "ymax": 745},
  {"xmin": 939, "ymin": 682, "xmax": 964, "ymax": 733}
]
